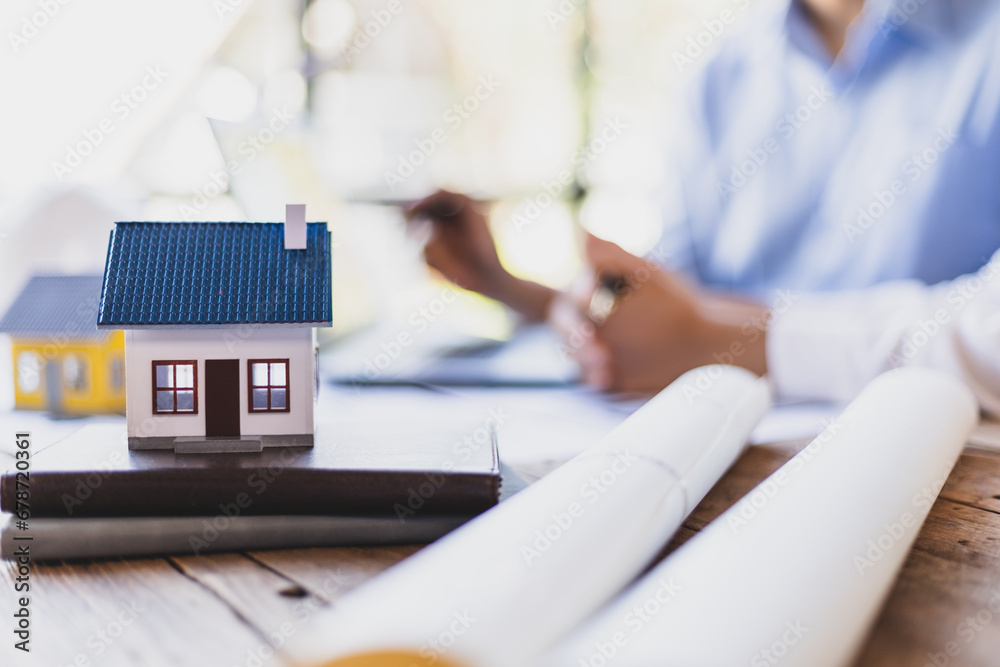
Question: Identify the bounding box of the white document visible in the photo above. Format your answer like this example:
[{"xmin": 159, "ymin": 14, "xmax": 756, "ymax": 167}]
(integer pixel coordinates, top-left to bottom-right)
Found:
[
  {"xmin": 544, "ymin": 367, "xmax": 978, "ymax": 667},
  {"xmin": 283, "ymin": 366, "xmax": 771, "ymax": 667}
]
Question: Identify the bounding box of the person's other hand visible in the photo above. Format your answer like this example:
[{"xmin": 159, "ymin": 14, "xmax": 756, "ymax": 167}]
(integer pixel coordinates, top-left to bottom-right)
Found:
[
  {"xmin": 406, "ymin": 190, "xmax": 557, "ymax": 321},
  {"xmin": 579, "ymin": 234, "xmax": 703, "ymax": 392},
  {"xmin": 557, "ymin": 234, "xmax": 767, "ymax": 393}
]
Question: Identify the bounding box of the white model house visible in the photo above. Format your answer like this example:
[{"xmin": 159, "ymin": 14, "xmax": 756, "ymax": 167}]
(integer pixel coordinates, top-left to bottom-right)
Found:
[{"xmin": 96, "ymin": 205, "xmax": 332, "ymax": 453}]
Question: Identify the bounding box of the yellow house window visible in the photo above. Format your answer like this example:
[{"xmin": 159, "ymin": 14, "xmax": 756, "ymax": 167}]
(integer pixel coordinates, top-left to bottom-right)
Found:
[
  {"xmin": 16, "ymin": 351, "xmax": 40, "ymax": 393},
  {"xmin": 63, "ymin": 354, "xmax": 88, "ymax": 393},
  {"xmin": 110, "ymin": 357, "xmax": 125, "ymax": 392}
]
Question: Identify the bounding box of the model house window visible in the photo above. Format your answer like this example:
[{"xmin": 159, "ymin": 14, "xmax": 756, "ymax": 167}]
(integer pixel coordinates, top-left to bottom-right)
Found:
[
  {"xmin": 16, "ymin": 352, "xmax": 40, "ymax": 393},
  {"xmin": 152, "ymin": 361, "xmax": 197, "ymax": 414},
  {"xmin": 63, "ymin": 354, "xmax": 88, "ymax": 392},
  {"xmin": 249, "ymin": 359, "xmax": 289, "ymax": 412}
]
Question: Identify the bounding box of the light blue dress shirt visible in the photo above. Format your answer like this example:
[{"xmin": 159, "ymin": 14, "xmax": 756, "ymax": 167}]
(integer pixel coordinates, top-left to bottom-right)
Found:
[{"xmin": 658, "ymin": 0, "xmax": 1000, "ymax": 295}]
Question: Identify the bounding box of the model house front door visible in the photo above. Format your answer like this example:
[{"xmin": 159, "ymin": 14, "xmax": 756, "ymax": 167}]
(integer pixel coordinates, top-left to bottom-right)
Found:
[
  {"xmin": 45, "ymin": 359, "xmax": 62, "ymax": 413},
  {"xmin": 205, "ymin": 359, "xmax": 240, "ymax": 437}
]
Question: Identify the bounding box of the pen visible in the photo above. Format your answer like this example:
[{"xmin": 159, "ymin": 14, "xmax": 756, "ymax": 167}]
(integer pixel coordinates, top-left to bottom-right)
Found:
[{"xmin": 587, "ymin": 275, "xmax": 628, "ymax": 324}]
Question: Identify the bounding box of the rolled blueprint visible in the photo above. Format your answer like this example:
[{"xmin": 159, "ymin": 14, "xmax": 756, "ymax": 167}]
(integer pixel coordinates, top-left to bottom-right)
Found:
[
  {"xmin": 285, "ymin": 365, "xmax": 771, "ymax": 667},
  {"xmin": 545, "ymin": 367, "xmax": 978, "ymax": 667}
]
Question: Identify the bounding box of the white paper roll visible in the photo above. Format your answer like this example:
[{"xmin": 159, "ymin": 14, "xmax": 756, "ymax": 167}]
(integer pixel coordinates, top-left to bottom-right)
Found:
[
  {"xmin": 545, "ymin": 367, "xmax": 978, "ymax": 667},
  {"xmin": 285, "ymin": 366, "xmax": 771, "ymax": 667}
]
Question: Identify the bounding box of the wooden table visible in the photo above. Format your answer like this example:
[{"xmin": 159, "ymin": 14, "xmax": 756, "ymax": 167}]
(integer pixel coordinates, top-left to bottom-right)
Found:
[{"xmin": 3, "ymin": 438, "xmax": 1000, "ymax": 667}]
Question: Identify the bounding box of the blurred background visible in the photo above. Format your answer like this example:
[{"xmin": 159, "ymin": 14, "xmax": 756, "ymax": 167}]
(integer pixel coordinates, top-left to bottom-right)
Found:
[{"xmin": 0, "ymin": 0, "xmax": 755, "ymax": 400}]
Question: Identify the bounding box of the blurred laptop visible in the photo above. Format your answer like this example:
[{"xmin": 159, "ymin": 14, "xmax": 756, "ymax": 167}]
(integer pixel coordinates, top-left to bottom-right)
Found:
[{"xmin": 322, "ymin": 323, "xmax": 578, "ymax": 387}]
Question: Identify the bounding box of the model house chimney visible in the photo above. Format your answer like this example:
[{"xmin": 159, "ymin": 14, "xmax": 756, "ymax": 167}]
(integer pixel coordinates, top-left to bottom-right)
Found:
[{"xmin": 285, "ymin": 204, "xmax": 307, "ymax": 250}]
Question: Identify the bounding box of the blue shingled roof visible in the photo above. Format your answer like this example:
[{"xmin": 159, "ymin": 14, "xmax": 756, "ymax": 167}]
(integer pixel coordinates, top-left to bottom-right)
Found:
[
  {"xmin": 97, "ymin": 222, "xmax": 332, "ymax": 328},
  {"xmin": 0, "ymin": 275, "xmax": 109, "ymax": 341}
]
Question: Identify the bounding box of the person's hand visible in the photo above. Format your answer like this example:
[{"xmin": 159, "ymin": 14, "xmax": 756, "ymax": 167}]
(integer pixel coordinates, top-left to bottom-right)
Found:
[
  {"xmin": 572, "ymin": 234, "xmax": 705, "ymax": 392},
  {"xmin": 553, "ymin": 234, "xmax": 768, "ymax": 393},
  {"xmin": 406, "ymin": 190, "xmax": 556, "ymax": 321},
  {"xmin": 405, "ymin": 190, "xmax": 509, "ymax": 297}
]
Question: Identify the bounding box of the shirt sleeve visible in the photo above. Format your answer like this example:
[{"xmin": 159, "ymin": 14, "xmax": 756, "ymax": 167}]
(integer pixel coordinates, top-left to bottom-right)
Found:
[{"xmin": 767, "ymin": 250, "xmax": 1000, "ymax": 416}]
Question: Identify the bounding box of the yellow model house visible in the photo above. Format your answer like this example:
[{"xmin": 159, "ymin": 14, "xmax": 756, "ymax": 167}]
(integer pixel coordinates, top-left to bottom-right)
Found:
[{"xmin": 0, "ymin": 275, "xmax": 125, "ymax": 415}]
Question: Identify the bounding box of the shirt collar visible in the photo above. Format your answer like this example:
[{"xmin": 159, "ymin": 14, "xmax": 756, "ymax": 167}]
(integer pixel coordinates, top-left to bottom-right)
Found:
[
  {"xmin": 774, "ymin": 0, "xmax": 955, "ymax": 84},
  {"xmin": 867, "ymin": 0, "xmax": 955, "ymax": 46},
  {"xmin": 779, "ymin": 0, "xmax": 955, "ymax": 54}
]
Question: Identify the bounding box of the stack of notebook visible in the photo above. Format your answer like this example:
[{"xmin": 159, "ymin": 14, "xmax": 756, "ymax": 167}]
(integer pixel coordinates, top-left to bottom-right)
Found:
[{"xmin": 1, "ymin": 421, "xmax": 507, "ymax": 560}]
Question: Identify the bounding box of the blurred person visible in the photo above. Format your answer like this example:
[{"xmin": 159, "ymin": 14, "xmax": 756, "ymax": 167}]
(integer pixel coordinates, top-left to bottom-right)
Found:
[{"xmin": 407, "ymin": 0, "xmax": 1000, "ymax": 415}]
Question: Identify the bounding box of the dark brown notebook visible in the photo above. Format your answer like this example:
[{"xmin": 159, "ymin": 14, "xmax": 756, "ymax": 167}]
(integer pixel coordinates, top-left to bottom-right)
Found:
[{"xmin": 2, "ymin": 422, "xmax": 501, "ymax": 519}]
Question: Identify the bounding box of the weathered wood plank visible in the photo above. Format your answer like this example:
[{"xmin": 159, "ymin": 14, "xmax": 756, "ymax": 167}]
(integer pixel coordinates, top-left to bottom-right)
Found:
[
  {"xmin": 682, "ymin": 442, "xmax": 798, "ymax": 531},
  {"xmin": 941, "ymin": 452, "xmax": 1000, "ymax": 515},
  {"xmin": 854, "ymin": 548, "xmax": 1000, "ymax": 667},
  {"xmin": 170, "ymin": 552, "xmax": 326, "ymax": 635},
  {"xmin": 911, "ymin": 500, "xmax": 1000, "ymax": 570},
  {"xmin": 247, "ymin": 545, "xmax": 422, "ymax": 604},
  {"xmin": 0, "ymin": 557, "xmax": 265, "ymax": 667}
]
